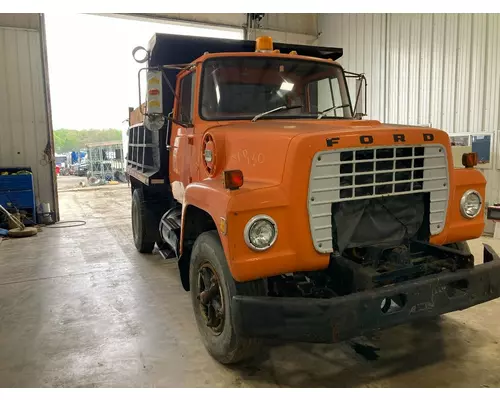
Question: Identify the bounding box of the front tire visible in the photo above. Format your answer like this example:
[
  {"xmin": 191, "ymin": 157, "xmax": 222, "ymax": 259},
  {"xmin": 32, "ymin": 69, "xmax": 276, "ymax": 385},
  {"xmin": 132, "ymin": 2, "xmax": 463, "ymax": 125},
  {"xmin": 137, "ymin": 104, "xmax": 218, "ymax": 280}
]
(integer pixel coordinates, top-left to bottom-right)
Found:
[
  {"xmin": 190, "ymin": 231, "xmax": 265, "ymax": 364},
  {"xmin": 132, "ymin": 188, "xmax": 155, "ymax": 253}
]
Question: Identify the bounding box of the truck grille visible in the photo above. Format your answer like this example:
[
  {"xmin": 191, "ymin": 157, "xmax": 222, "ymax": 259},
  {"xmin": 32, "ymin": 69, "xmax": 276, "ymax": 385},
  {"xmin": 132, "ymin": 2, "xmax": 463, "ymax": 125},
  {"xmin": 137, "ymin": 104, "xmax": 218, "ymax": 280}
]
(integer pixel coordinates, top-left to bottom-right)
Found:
[{"xmin": 308, "ymin": 145, "xmax": 449, "ymax": 253}]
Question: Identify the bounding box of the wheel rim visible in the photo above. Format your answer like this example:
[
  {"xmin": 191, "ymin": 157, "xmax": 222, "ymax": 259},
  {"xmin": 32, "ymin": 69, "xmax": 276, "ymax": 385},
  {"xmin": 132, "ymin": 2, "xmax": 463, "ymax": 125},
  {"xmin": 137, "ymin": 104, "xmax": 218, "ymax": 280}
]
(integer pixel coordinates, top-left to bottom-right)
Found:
[
  {"xmin": 132, "ymin": 199, "xmax": 139, "ymax": 244},
  {"xmin": 197, "ymin": 262, "xmax": 225, "ymax": 335}
]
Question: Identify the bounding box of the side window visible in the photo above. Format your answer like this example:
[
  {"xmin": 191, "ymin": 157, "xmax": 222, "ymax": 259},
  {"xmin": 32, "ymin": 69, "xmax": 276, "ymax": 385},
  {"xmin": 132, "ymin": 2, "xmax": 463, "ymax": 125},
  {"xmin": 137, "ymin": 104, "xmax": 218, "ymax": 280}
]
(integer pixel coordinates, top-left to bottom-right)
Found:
[
  {"xmin": 178, "ymin": 72, "xmax": 196, "ymax": 124},
  {"xmin": 317, "ymin": 78, "xmax": 331, "ymax": 111},
  {"xmin": 308, "ymin": 77, "xmax": 346, "ymax": 117}
]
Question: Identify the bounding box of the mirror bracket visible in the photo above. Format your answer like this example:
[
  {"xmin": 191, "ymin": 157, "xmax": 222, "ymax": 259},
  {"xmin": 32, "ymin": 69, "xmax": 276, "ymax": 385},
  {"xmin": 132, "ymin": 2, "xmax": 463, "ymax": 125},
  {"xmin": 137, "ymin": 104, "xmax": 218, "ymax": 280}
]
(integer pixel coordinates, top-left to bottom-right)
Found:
[{"xmin": 345, "ymin": 71, "xmax": 367, "ymax": 120}]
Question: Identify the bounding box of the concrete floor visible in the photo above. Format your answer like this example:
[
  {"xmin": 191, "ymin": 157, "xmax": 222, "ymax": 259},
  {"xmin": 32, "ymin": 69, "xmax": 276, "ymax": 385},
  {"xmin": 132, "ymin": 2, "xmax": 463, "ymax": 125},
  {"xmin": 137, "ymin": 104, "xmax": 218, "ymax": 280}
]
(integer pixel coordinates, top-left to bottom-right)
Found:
[{"xmin": 1, "ymin": 176, "xmax": 500, "ymax": 387}]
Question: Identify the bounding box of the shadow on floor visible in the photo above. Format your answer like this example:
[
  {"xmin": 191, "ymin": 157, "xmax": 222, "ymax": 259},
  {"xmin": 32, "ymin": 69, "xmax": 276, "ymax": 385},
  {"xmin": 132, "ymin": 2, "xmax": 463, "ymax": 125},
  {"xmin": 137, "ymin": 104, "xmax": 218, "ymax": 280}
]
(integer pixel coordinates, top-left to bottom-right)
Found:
[{"xmin": 229, "ymin": 316, "xmax": 478, "ymax": 387}]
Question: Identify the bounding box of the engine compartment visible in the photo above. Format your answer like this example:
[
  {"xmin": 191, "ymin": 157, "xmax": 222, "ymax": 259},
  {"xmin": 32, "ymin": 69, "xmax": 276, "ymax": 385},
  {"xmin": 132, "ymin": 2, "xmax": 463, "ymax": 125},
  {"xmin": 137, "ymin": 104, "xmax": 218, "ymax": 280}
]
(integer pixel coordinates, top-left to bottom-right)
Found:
[{"xmin": 268, "ymin": 240, "xmax": 474, "ymax": 299}]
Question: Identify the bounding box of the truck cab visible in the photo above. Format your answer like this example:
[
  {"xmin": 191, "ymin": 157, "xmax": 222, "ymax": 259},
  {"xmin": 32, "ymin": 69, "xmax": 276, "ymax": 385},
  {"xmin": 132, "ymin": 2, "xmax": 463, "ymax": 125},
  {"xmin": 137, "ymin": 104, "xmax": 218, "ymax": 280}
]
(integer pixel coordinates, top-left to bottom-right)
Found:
[{"xmin": 127, "ymin": 33, "xmax": 500, "ymax": 364}]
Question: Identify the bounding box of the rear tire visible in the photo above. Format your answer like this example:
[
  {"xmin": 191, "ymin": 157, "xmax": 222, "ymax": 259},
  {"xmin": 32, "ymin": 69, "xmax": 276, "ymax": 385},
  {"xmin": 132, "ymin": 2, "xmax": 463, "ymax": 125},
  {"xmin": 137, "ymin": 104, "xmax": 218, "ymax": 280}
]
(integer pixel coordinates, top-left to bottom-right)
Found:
[
  {"xmin": 190, "ymin": 230, "xmax": 265, "ymax": 364},
  {"xmin": 132, "ymin": 188, "xmax": 155, "ymax": 253}
]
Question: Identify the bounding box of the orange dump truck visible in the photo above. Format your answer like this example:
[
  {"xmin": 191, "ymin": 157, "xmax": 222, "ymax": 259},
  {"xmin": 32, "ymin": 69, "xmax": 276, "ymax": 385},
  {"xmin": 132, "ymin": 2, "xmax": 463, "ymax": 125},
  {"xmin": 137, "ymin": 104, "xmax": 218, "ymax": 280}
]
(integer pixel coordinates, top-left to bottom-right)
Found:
[{"xmin": 126, "ymin": 33, "xmax": 500, "ymax": 364}]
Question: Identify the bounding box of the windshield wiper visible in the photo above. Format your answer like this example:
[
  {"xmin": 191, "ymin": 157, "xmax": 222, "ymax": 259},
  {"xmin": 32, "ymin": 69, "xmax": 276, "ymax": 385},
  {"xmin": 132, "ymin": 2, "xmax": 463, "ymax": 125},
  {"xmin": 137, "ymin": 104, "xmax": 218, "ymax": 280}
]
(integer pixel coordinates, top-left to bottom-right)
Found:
[
  {"xmin": 316, "ymin": 104, "xmax": 351, "ymax": 119},
  {"xmin": 251, "ymin": 105, "xmax": 302, "ymax": 122}
]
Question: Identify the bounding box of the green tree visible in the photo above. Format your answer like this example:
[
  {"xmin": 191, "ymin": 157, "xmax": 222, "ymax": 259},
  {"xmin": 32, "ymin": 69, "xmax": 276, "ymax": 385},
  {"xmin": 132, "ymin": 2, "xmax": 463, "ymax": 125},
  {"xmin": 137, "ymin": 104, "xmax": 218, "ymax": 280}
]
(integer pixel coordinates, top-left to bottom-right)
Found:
[{"xmin": 53, "ymin": 128, "xmax": 122, "ymax": 153}]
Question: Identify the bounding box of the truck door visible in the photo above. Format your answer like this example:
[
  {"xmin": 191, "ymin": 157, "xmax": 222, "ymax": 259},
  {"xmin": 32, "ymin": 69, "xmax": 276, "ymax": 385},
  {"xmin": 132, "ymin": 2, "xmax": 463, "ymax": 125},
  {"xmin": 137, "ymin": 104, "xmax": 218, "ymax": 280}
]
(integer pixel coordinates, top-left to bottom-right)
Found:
[{"xmin": 169, "ymin": 70, "xmax": 196, "ymax": 202}]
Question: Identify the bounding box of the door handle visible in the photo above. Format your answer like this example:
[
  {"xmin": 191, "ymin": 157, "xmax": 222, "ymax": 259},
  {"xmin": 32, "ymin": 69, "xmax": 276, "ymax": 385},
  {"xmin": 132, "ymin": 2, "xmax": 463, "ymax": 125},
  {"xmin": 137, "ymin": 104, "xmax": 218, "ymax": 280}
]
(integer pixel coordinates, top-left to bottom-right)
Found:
[{"xmin": 166, "ymin": 145, "xmax": 177, "ymax": 150}]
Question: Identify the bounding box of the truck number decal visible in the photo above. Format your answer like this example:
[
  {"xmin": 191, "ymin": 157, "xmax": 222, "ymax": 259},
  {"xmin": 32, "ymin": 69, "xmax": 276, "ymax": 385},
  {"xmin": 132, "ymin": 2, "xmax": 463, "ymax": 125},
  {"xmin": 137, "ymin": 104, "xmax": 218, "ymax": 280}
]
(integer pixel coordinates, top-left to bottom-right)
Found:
[
  {"xmin": 231, "ymin": 149, "xmax": 265, "ymax": 166},
  {"xmin": 326, "ymin": 133, "xmax": 435, "ymax": 147}
]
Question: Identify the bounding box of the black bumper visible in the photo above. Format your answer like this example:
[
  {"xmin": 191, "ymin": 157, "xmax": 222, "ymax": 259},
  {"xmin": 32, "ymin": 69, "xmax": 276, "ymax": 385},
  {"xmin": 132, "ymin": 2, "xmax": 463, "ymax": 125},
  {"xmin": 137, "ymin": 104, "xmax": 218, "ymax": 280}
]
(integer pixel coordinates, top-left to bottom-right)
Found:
[{"xmin": 232, "ymin": 244, "xmax": 500, "ymax": 343}]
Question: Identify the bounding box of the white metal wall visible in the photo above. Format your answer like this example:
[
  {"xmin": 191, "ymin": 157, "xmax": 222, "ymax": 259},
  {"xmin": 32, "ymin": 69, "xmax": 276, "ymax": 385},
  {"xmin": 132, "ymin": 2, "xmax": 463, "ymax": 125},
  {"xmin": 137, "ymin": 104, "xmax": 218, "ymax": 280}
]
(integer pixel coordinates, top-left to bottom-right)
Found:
[
  {"xmin": 114, "ymin": 13, "xmax": 319, "ymax": 45},
  {"xmin": 249, "ymin": 14, "xmax": 318, "ymax": 44},
  {"xmin": 318, "ymin": 13, "xmax": 500, "ymax": 208},
  {"xmin": 123, "ymin": 13, "xmax": 318, "ymax": 36},
  {"xmin": 247, "ymin": 29, "xmax": 317, "ymax": 45},
  {"xmin": 0, "ymin": 15, "xmax": 56, "ymax": 216}
]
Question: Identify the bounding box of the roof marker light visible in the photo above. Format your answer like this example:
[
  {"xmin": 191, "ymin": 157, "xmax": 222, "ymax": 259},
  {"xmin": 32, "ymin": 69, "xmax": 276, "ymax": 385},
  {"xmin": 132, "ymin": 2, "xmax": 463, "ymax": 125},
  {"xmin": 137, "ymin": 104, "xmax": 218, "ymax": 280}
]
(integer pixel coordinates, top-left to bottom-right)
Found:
[{"xmin": 255, "ymin": 36, "xmax": 273, "ymax": 52}]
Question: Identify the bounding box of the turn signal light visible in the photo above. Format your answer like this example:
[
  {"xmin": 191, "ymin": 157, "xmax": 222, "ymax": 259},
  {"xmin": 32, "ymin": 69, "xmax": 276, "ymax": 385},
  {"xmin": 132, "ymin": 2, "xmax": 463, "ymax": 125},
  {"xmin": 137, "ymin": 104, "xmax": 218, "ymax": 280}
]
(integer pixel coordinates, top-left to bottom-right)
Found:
[
  {"xmin": 223, "ymin": 170, "xmax": 243, "ymax": 190},
  {"xmin": 462, "ymin": 152, "xmax": 478, "ymax": 168}
]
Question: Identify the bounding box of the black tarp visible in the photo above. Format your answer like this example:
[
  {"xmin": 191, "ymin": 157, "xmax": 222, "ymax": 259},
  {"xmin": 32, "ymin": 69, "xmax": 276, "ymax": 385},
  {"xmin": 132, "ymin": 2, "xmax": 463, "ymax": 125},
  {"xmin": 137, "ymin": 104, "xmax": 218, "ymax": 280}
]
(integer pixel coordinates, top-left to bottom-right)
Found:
[{"xmin": 332, "ymin": 193, "xmax": 425, "ymax": 253}]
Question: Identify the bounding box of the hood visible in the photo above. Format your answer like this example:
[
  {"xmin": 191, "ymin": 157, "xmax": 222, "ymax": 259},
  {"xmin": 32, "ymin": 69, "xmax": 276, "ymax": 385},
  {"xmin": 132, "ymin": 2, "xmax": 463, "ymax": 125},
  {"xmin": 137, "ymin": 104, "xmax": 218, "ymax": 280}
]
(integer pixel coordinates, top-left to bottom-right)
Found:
[
  {"xmin": 203, "ymin": 119, "xmax": 451, "ymax": 188},
  {"xmin": 208, "ymin": 119, "xmax": 385, "ymax": 136}
]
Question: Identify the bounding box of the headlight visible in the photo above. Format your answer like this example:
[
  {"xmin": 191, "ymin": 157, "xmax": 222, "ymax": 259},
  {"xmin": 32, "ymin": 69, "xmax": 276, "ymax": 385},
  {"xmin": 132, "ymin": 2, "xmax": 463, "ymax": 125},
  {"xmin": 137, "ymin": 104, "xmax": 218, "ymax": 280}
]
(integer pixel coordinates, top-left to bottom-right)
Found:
[
  {"xmin": 460, "ymin": 190, "xmax": 482, "ymax": 218},
  {"xmin": 244, "ymin": 215, "xmax": 278, "ymax": 251}
]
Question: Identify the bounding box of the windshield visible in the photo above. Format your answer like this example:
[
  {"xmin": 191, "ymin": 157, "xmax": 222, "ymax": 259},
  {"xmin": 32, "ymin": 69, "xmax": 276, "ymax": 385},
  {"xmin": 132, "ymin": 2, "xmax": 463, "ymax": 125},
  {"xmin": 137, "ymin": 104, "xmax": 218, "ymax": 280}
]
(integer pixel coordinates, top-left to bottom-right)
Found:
[{"xmin": 200, "ymin": 56, "xmax": 352, "ymax": 121}]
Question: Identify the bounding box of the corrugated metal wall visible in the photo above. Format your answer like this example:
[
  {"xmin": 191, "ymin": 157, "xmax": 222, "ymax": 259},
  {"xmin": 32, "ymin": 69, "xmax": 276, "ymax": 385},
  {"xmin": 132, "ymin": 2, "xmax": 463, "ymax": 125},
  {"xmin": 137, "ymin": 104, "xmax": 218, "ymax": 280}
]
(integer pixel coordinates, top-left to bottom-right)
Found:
[
  {"xmin": 0, "ymin": 14, "xmax": 40, "ymax": 30},
  {"xmin": 0, "ymin": 15, "xmax": 56, "ymax": 216},
  {"xmin": 318, "ymin": 13, "xmax": 500, "ymax": 207},
  {"xmin": 317, "ymin": 14, "xmax": 387, "ymax": 121}
]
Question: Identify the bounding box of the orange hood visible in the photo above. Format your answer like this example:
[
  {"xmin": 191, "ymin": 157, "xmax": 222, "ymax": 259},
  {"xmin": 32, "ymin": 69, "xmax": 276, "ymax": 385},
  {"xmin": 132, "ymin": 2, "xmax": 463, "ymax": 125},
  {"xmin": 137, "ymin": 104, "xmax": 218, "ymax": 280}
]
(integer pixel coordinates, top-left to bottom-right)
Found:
[{"xmin": 204, "ymin": 119, "xmax": 452, "ymax": 188}]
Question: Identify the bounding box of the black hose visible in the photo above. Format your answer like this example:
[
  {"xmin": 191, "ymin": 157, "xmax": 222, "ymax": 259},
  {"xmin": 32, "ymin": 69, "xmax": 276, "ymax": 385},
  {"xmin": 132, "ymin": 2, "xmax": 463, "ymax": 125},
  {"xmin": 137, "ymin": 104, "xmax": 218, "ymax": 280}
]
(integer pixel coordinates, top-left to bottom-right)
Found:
[{"xmin": 43, "ymin": 220, "xmax": 87, "ymax": 228}]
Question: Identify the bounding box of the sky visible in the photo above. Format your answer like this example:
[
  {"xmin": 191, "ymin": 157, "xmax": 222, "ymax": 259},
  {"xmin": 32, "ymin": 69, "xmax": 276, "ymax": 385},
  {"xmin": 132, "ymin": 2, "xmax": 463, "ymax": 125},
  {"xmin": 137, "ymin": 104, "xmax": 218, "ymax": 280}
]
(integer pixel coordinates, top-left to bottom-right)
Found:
[{"xmin": 44, "ymin": 14, "xmax": 243, "ymax": 131}]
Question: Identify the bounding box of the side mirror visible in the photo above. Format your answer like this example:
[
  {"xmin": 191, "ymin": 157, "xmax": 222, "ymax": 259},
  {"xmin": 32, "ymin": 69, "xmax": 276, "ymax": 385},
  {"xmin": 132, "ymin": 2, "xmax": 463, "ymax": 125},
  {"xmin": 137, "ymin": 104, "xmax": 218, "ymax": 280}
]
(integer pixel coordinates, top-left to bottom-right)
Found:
[
  {"xmin": 354, "ymin": 76, "xmax": 367, "ymax": 119},
  {"xmin": 345, "ymin": 72, "xmax": 367, "ymax": 120}
]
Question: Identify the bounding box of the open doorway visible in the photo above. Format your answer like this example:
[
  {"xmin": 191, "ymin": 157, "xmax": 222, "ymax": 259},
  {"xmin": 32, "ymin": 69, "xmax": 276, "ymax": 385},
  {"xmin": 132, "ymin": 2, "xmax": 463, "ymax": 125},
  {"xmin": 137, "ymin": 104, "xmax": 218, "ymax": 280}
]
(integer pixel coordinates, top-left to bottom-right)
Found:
[{"xmin": 44, "ymin": 14, "xmax": 243, "ymax": 220}]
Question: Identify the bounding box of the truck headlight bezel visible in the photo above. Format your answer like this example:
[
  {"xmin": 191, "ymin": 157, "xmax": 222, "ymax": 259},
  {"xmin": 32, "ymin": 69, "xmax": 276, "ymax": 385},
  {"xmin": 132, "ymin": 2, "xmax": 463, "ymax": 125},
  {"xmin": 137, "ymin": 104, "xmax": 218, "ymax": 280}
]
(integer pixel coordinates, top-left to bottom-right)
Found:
[
  {"xmin": 244, "ymin": 215, "xmax": 278, "ymax": 251},
  {"xmin": 460, "ymin": 189, "xmax": 482, "ymax": 219}
]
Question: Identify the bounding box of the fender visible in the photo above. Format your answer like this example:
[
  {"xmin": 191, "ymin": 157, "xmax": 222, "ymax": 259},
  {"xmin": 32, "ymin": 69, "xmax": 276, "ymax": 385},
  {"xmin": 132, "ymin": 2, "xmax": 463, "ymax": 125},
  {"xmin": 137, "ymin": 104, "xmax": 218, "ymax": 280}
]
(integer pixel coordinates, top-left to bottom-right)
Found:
[
  {"xmin": 437, "ymin": 167, "xmax": 486, "ymax": 244},
  {"xmin": 181, "ymin": 179, "xmax": 291, "ymax": 284},
  {"xmin": 181, "ymin": 180, "xmax": 232, "ymax": 259}
]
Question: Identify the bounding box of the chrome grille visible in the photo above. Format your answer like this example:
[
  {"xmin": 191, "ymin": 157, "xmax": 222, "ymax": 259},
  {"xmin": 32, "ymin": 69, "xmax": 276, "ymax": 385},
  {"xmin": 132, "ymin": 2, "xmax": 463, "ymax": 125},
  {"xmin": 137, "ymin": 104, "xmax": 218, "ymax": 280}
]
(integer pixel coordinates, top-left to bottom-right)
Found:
[{"xmin": 308, "ymin": 145, "xmax": 449, "ymax": 253}]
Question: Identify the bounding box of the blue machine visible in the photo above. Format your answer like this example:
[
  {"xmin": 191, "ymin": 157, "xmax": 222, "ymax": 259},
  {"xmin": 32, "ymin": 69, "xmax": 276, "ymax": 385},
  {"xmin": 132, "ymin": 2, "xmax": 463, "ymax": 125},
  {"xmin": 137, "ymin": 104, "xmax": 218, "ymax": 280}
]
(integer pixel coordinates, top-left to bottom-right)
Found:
[
  {"xmin": 71, "ymin": 151, "xmax": 87, "ymax": 164},
  {"xmin": 0, "ymin": 166, "xmax": 36, "ymax": 223}
]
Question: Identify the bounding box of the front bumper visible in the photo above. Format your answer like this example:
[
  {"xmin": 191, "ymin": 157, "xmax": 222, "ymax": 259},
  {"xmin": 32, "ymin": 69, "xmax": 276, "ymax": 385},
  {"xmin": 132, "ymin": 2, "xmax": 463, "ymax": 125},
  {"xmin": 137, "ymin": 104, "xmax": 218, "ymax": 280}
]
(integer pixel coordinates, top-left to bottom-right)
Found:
[{"xmin": 232, "ymin": 244, "xmax": 500, "ymax": 343}]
